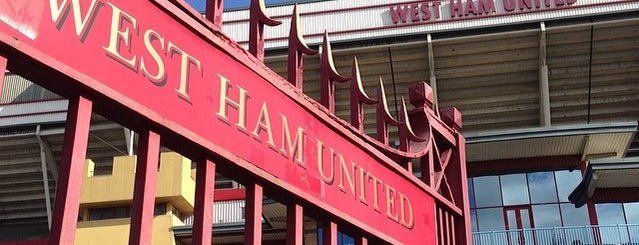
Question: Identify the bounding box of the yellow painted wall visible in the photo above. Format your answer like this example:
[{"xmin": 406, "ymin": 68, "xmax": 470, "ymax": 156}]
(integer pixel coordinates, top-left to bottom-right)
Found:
[
  {"xmin": 77, "ymin": 152, "xmax": 195, "ymax": 244},
  {"xmin": 80, "ymin": 152, "xmax": 195, "ymax": 213},
  {"xmin": 75, "ymin": 214, "xmax": 177, "ymax": 245}
]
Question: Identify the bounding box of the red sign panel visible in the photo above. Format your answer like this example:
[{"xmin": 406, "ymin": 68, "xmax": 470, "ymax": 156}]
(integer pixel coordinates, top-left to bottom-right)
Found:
[{"xmin": 0, "ymin": 1, "xmax": 435, "ymax": 243}]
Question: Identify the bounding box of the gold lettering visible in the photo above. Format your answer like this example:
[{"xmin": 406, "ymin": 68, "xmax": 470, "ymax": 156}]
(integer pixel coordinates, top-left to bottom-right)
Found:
[
  {"xmin": 252, "ymin": 102, "xmax": 276, "ymax": 147},
  {"xmin": 368, "ymin": 172, "xmax": 383, "ymax": 212},
  {"xmin": 400, "ymin": 193, "xmax": 414, "ymax": 229},
  {"xmin": 167, "ymin": 42, "xmax": 202, "ymax": 101},
  {"xmin": 316, "ymin": 139, "xmax": 334, "ymax": 184},
  {"xmin": 385, "ymin": 184, "xmax": 399, "ymax": 223},
  {"xmin": 338, "ymin": 158, "xmax": 356, "ymax": 196},
  {"xmin": 280, "ymin": 115, "xmax": 305, "ymax": 167},
  {"xmin": 103, "ymin": 3, "xmax": 137, "ymax": 69},
  {"xmin": 140, "ymin": 29, "xmax": 166, "ymax": 84},
  {"xmin": 358, "ymin": 166, "xmax": 368, "ymax": 205},
  {"xmin": 50, "ymin": 0, "xmax": 103, "ymax": 41},
  {"xmin": 216, "ymin": 74, "xmax": 248, "ymax": 131}
]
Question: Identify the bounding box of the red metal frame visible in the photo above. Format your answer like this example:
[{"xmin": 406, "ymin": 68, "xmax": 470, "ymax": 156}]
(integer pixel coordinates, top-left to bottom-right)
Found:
[
  {"xmin": 0, "ymin": 0, "xmax": 470, "ymax": 244},
  {"xmin": 49, "ymin": 95, "xmax": 92, "ymax": 245},
  {"xmin": 245, "ymin": 183, "xmax": 264, "ymax": 245},
  {"xmin": 0, "ymin": 54, "xmax": 6, "ymax": 98},
  {"xmin": 286, "ymin": 204, "xmax": 304, "ymax": 245},
  {"xmin": 193, "ymin": 159, "xmax": 216, "ymax": 245},
  {"xmin": 129, "ymin": 130, "xmax": 161, "ymax": 245}
]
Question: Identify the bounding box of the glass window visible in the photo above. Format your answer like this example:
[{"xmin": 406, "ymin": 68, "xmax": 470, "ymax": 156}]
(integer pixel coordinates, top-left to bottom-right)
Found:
[
  {"xmin": 560, "ymin": 203, "xmax": 590, "ymax": 226},
  {"xmin": 500, "ymin": 174, "xmax": 529, "ymax": 206},
  {"xmin": 596, "ymin": 203, "xmax": 625, "ymax": 225},
  {"xmin": 528, "ymin": 172, "xmax": 558, "ymax": 204},
  {"xmin": 468, "ymin": 178, "xmax": 476, "ymax": 209},
  {"xmin": 624, "ymin": 202, "xmax": 639, "ymax": 224},
  {"xmin": 532, "ymin": 204, "xmax": 561, "ymax": 228},
  {"xmin": 477, "ymin": 208, "xmax": 505, "ymax": 232},
  {"xmin": 154, "ymin": 203, "xmax": 167, "ymax": 216},
  {"xmin": 470, "ymin": 209, "xmax": 478, "ymax": 232},
  {"xmin": 555, "ymin": 170, "xmax": 581, "ymax": 202},
  {"xmin": 115, "ymin": 207, "xmax": 128, "ymax": 218},
  {"xmin": 474, "ymin": 176, "xmax": 502, "ymax": 208}
]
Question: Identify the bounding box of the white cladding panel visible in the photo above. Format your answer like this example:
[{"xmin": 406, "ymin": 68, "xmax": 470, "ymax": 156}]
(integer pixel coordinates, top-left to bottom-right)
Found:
[{"xmin": 222, "ymin": 0, "xmax": 639, "ymax": 49}]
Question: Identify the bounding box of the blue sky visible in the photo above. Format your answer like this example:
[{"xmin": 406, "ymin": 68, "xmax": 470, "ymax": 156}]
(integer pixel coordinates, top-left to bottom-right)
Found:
[{"xmin": 184, "ymin": 0, "xmax": 300, "ymax": 11}]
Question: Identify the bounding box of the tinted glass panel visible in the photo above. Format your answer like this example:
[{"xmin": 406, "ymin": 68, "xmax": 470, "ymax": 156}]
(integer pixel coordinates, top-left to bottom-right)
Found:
[
  {"xmin": 555, "ymin": 170, "xmax": 581, "ymax": 202},
  {"xmin": 477, "ymin": 208, "xmax": 505, "ymax": 232},
  {"xmin": 560, "ymin": 203, "xmax": 590, "ymax": 226},
  {"xmin": 470, "ymin": 209, "xmax": 478, "ymax": 232},
  {"xmin": 596, "ymin": 203, "xmax": 625, "ymax": 225},
  {"xmin": 528, "ymin": 172, "xmax": 558, "ymax": 204},
  {"xmin": 532, "ymin": 204, "xmax": 561, "ymax": 228},
  {"xmin": 468, "ymin": 178, "xmax": 476, "ymax": 209},
  {"xmin": 624, "ymin": 202, "xmax": 639, "ymax": 223},
  {"xmin": 506, "ymin": 209, "xmax": 517, "ymax": 230},
  {"xmin": 474, "ymin": 176, "xmax": 502, "ymax": 208},
  {"xmin": 500, "ymin": 174, "xmax": 529, "ymax": 205}
]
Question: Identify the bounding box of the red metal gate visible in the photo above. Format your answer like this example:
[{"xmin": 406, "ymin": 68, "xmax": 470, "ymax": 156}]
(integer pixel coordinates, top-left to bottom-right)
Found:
[{"xmin": 0, "ymin": 0, "xmax": 470, "ymax": 244}]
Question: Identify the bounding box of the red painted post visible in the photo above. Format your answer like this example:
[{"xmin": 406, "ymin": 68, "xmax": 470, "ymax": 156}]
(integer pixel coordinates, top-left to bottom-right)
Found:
[
  {"xmin": 322, "ymin": 221, "xmax": 337, "ymax": 245},
  {"xmin": 192, "ymin": 159, "xmax": 216, "ymax": 245},
  {"xmin": 128, "ymin": 130, "xmax": 160, "ymax": 245},
  {"xmin": 244, "ymin": 183, "xmax": 263, "ymax": 245},
  {"xmin": 48, "ymin": 95, "xmax": 93, "ymax": 245},
  {"xmin": 205, "ymin": 0, "xmax": 224, "ymax": 28},
  {"xmin": 248, "ymin": 0, "xmax": 281, "ymax": 61},
  {"xmin": 286, "ymin": 203, "xmax": 303, "ymax": 245},
  {"xmin": 0, "ymin": 54, "xmax": 6, "ymax": 99},
  {"xmin": 355, "ymin": 236, "xmax": 368, "ymax": 245}
]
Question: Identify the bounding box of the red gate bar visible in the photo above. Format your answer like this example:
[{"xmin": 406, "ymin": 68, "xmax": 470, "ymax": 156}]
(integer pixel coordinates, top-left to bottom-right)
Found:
[
  {"xmin": 0, "ymin": 54, "xmax": 6, "ymax": 97},
  {"xmin": 355, "ymin": 237, "xmax": 368, "ymax": 245},
  {"xmin": 192, "ymin": 159, "xmax": 216, "ymax": 245},
  {"xmin": 48, "ymin": 96, "xmax": 93, "ymax": 245},
  {"xmin": 286, "ymin": 203, "xmax": 303, "ymax": 245},
  {"xmin": 322, "ymin": 221, "xmax": 337, "ymax": 245},
  {"xmin": 128, "ymin": 130, "xmax": 161, "ymax": 245},
  {"xmin": 244, "ymin": 183, "xmax": 263, "ymax": 245}
]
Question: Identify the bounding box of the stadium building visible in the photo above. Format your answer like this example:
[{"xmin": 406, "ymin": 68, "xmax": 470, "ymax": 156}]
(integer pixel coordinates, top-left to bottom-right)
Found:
[{"xmin": 0, "ymin": 0, "xmax": 638, "ymax": 244}]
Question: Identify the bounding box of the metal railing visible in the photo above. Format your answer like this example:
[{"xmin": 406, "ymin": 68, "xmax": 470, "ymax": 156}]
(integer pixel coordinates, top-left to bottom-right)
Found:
[{"xmin": 472, "ymin": 224, "xmax": 639, "ymax": 245}]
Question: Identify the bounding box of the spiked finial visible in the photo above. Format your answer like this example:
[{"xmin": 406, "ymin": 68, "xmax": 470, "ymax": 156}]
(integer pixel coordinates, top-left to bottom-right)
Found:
[
  {"xmin": 398, "ymin": 97, "xmax": 424, "ymax": 152},
  {"xmin": 320, "ymin": 32, "xmax": 349, "ymax": 113},
  {"xmin": 349, "ymin": 57, "xmax": 376, "ymax": 132},
  {"xmin": 376, "ymin": 78, "xmax": 403, "ymax": 146},
  {"xmin": 205, "ymin": 0, "xmax": 224, "ymax": 28},
  {"xmin": 249, "ymin": 0, "xmax": 282, "ymax": 61},
  {"xmin": 287, "ymin": 4, "xmax": 317, "ymax": 90}
]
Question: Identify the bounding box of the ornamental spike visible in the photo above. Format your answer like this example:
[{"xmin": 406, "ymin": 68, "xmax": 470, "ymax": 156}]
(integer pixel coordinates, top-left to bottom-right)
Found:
[
  {"xmin": 249, "ymin": 0, "xmax": 282, "ymax": 61},
  {"xmin": 205, "ymin": 0, "xmax": 224, "ymax": 28},
  {"xmin": 350, "ymin": 57, "xmax": 377, "ymax": 132},
  {"xmin": 320, "ymin": 31, "xmax": 349, "ymax": 113},
  {"xmin": 398, "ymin": 97, "xmax": 424, "ymax": 152},
  {"xmin": 287, "ymin": 4, "xmax": 318, "ymax": 90},
  {"xmin": 376, "ymin": 77, "xmax": 403, "ymax": 146}
]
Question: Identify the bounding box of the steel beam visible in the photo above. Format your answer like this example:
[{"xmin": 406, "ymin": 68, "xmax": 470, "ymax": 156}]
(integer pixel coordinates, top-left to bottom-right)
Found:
[
  {"xmin": 48, "ymin": 95, "xmax": 92, "ymax": 245},
  {"xmin": 36, "ymin": 126, "xmax": 53, "ymax": 229},
  {"xmin": 244, "ymin": 182, "xmax": 263, "ymax": 245},
  {"xmin": 192, "ymin": 159, "xmax": 216, "ymax": 245},
  {"xmin": 427, "ymin": 34, "xmax": 439, "ymax": 105},
  {"xmin": 128, "ymin": 130, "xmax": 161, "ymax": 245},
  {"xmin": 539, "ymin": 22, "xmax": 551, "ymax": 127},
  {"xmin": 286, "ymin": 203, "xmax": 303, "ymax": 245}
]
